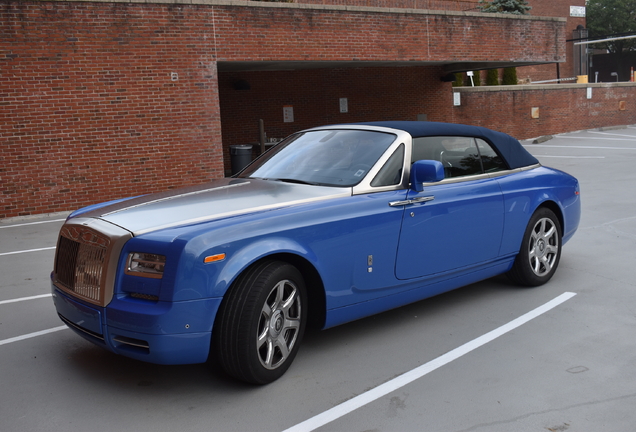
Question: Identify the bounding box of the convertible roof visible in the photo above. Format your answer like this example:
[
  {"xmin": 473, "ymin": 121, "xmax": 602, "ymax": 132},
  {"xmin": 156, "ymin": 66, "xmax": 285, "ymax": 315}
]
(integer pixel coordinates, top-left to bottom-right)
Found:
[{"xmin": 353, "ymin": 121, "xmax": 539, "ymax": 170}]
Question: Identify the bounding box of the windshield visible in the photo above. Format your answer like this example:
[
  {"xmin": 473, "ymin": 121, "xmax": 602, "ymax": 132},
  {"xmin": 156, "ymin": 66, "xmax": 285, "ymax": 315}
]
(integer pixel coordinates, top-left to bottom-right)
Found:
[{"xmin": 239, "ymin": 129, "xmax": 397, "ymax": 187}]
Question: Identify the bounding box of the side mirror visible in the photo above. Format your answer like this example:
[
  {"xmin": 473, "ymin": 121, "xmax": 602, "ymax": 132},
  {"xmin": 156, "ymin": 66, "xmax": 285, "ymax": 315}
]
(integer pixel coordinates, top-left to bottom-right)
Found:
[{"xmin": 410, "ymin": 160, "xmax": 444, "ymax": 192}]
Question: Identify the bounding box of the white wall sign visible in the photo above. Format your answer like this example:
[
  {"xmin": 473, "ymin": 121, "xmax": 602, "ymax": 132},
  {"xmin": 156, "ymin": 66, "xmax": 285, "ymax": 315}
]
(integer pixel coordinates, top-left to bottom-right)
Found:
[
  {"xmin": 453, "ymin": 92, "xmax": 461, "ymax": 106},
  {"xmin": 283, "ymin": 105, "xmax": 294, "ymax": 123},
  {"xmin": 339, "ymin": 98, "xmax": 348, "ymax": 113},
  {"xmin": 531, "ymin": 107, "xmax": 540, "ymax": 119},
  {"xmin": 570, "ymin": 6, "xmax": 585, "ymax": 17}
]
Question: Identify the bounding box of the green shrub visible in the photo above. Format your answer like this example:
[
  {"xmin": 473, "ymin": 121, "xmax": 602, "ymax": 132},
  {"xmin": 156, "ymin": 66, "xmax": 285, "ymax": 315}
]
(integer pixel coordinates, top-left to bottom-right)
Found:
[
  {"xmin": 452, "ymin": 73, "xmax": 464, "ymax": 87},
  {"xmin": 502, "ymin": 67, "xmax": 518, "ymax": 85},
  {"xmin": 486, "ymin": 69, "xmax": 499, "ymax": 86}
]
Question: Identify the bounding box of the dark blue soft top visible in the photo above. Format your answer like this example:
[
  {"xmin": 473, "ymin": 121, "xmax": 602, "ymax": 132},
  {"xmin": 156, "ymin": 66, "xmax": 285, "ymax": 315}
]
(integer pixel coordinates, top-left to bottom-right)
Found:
[{"xmin": 355, "ymin": 121, "xmax": 539, "ymax": 170}]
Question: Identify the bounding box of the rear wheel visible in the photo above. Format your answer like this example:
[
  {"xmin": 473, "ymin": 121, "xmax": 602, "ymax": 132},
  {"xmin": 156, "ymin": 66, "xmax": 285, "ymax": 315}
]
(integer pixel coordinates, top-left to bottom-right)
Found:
[
  {"xmin": 508, "ymin": 207, "xmax": 562, "ymax": 287},
  {"xmin": 213, "ymin": 260, "xmax": 307, "ymax": 384}
]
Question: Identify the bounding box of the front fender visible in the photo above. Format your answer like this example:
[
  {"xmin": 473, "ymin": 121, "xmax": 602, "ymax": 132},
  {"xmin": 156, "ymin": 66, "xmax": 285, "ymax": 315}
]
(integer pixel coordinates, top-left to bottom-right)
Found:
[{"xmin": 202, "ymin": 237, "xmax": 320, "ymax": 299}]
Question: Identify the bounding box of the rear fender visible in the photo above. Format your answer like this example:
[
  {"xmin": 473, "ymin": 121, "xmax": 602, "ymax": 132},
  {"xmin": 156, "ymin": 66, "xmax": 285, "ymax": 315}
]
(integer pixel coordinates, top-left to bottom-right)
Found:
[
  {"xmin": 501, "ymin": 192, "xmax": 576, "ymax": 255},
  {"xmin": 498, "ymin": 166, "xmax": 580, "ymax": 255}
]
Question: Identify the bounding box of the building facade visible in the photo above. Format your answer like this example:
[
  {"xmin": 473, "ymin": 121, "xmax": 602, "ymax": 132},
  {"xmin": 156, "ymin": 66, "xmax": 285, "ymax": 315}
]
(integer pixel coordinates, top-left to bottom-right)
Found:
[{"xmin": 2, "ymin": 0, "xmax": 632, "ymax": 219}]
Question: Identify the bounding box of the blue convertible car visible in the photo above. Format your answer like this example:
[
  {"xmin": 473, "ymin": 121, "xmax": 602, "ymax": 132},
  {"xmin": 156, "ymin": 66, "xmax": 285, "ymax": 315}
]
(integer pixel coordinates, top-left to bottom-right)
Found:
[{"xmin": 51, "ymin": 121, "xmax": 580, "ymax": 384}]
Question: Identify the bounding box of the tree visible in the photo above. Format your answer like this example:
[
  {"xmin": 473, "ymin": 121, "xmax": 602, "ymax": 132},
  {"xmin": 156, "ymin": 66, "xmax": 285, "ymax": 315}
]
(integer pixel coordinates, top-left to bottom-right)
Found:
[
  {"xmin": 587, "ymin": 0, "xmax": 636, "ymax": 54},
  {"xmin": 587, "ymin": 0, "xmax": 636, "ymax": 80},
  {"xmin": 478, "ymin": 0, "xmax": 531, "ymax": 15}
]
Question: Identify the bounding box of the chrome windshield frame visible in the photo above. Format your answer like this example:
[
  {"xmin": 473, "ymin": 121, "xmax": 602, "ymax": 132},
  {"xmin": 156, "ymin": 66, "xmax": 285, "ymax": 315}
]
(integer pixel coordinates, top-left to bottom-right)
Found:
[{"xmin": 299, "ymin": 125, "xmax": 414, "ymax": 195}]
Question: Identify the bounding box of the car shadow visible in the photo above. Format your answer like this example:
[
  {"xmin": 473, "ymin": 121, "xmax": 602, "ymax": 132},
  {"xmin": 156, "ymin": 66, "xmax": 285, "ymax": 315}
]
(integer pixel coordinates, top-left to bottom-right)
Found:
[
  {"xmin": 63, "ymin": 275, "xmax": 518, "ymax": 391},
  {"xmin": 302, "ymin": 274, "xmax": 516, "ymax": 345}
]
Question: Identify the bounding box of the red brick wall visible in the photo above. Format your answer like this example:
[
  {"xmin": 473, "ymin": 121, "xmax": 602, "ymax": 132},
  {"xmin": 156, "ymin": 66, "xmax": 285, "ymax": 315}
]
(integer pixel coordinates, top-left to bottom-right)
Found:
[
  {"xmin": 517, "ymin": 0, "xmax": 587, "ymax": 82},
  {"xmin": 1, "ymin": 0, "xmax": 567, "ymax": 218},
  {"xmin": 0, "ymin": 0, "xmax": 613, "ymax": 220},
  {"xmin": 451, "ymin": 83, "xmax": 636, "ymax": 139},
  {"xmin": 298, "ymin": 0, "xmax": 583, "ymax": 83},
  {"xmin": 526, "ymin": 0, "xmax": 584, "ymax": 19},
  {"xmin": 211, "ymin": 5, "xmax": 565, "ymax": 64},
  {"xmin": 1, "ymin": 1, "xmax": 224, "ymax": 218}
]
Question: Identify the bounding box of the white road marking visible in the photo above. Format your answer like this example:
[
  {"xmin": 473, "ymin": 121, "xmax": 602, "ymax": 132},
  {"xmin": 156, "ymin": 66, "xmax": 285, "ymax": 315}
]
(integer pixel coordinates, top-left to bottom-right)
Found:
[
  {"xmin": 0, "ymin": 326, "xmax": 68, "ymax": 347},
  {"xmin": 0, "ymin": 294, "xmax": 52, "ymax": 306},
  {"xmin": 282, "ymin": 292, "xmax": 577, "ymax": 432},
  {"xmin": 0, "ymin": 247, "xmax": 56, "ymax": 257},
  {"xmin": 528, "ymin": 144, "xmax": 636, "ymax": 150},
  {"xmin": 0, "ymin": 219, "xmax": 65, "ymax": 229},
  {"xmin": 553, "ymin": 136, "xmax": 636, "ymax": 143},
  {"xmin": 587, "ymin": 131, "xmax": 636, "ymax": 139},
  {"xmin": 534, "ymin": 155, "xmax": 605, "ymax": 159}
]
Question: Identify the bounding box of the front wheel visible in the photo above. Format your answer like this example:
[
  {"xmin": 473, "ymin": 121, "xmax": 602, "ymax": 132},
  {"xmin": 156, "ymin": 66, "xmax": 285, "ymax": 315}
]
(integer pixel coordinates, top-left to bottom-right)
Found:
[
  {"xmin": 507, "ymin": 207, "xmax": 562, "ymax": 287},
  {"xmin": 213, "ymin": 260, "xmax": 307, "ymax": 384}
]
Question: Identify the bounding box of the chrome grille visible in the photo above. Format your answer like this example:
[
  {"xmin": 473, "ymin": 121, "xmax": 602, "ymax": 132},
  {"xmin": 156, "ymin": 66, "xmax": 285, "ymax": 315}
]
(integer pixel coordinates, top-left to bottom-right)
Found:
[{"xmin": 55, "ymin": 226, "xmax": 110, "ymax": 304}]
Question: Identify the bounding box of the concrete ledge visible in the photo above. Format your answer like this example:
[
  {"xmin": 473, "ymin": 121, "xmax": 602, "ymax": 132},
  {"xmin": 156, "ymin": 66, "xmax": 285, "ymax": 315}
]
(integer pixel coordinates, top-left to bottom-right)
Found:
[{"xmin": 455, "ymin": 82, "xmax": 636, "ymax": 92}]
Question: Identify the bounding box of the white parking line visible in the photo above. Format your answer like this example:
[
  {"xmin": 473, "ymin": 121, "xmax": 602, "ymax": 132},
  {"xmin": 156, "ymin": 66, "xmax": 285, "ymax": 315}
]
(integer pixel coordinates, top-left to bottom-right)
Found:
[
  {"xmin": 0, "ymin": 219, "xmax": 65, "ymax": 229},
  {"xmin": 0, "ymin": 326, "xmax": 68, "ymax": 347},
  {"xmin": 0, "ymin": 247, "xmax": 56, "ymax": 257},
  {"xmin": 0, "ymin": 294, "xmax": 52, "ymax": 306},
  {"xmin": 529, "ymin": 144, "xmax": 636, "ymax": 150},
  {"xmin": 587, "ymin": 131, "xmax": 636, "ymax": 139},
  {"xmin": 282, "ymin": 292, "xmax": 577, "ymax": 432},
  {"xmin": 534, "ymin": 155, "xmax": 605, "ymax": 159},
  {"xmin": 553, "ymin": 136, "xmax": 636, "ymax": 143}
]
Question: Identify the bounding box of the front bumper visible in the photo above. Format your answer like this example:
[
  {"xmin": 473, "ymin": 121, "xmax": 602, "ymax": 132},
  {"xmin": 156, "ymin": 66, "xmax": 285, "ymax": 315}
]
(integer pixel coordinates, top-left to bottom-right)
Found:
[{"xmin": 51, "ymin": 285, "xmax": 222, "ymax": 365}]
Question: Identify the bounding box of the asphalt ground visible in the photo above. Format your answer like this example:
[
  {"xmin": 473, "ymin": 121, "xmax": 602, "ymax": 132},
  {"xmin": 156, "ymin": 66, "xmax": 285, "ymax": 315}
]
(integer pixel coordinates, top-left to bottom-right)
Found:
[{"xmin": 1, "ymin": 126, "xmax": 635, "ymax": 432}]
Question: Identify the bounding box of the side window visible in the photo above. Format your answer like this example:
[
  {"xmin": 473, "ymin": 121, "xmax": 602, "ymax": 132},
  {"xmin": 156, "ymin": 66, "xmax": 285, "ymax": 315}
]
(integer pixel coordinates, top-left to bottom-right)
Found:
[
  {"xmin": 412, "ymin": 136, "xmax": 482, "ymax": 178},
  {"xmin": 412, "ymin": 137, "xmax": 443, "ymax": 163},
  {"xmin": 371, "ymin": 144, "xmax": 404, "ymax": 187},
  {"xmin": 476, "ymin": 139, "xmax": 507, "ymax": 173}
]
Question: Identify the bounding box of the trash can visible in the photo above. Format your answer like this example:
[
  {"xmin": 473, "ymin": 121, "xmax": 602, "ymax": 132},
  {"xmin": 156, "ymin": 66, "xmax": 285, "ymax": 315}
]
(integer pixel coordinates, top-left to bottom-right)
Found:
[{"xmin": 230, "ymin": 145, "xmax": 253, "ymax": 175}]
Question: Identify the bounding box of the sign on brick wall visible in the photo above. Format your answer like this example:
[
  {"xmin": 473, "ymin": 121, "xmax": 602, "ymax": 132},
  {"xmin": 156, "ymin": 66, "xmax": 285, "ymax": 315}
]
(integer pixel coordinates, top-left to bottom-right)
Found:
[{"xmin": 570, "ymin": 6, "xmax": 585, "ymax": 17}]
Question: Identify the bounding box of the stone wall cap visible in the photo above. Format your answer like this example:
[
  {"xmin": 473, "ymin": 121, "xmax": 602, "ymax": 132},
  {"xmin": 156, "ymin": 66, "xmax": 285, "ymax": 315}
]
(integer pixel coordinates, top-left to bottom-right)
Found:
[{"xmin": 29, "ymin": 0, "xmax": 567, "ymax": 21}]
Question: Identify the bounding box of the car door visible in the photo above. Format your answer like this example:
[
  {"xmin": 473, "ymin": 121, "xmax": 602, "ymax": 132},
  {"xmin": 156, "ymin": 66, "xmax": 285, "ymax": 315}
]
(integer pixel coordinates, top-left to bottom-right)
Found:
[{"xmin": 395, "ymin": 136, "xmax": 506, "ymax": 280}]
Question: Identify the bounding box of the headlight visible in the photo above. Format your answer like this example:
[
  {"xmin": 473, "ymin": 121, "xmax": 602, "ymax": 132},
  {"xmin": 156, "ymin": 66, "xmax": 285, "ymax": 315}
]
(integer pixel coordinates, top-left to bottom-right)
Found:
[{"xmin": 125, "ymin": 252, "xmax": 166, "ymax": 279}]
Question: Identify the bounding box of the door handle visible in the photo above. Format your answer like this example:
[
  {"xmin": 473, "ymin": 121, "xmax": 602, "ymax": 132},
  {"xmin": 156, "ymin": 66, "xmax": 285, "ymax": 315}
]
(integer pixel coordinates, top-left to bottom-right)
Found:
[{"xmin": 389, "ymin": 196, "xmax": 434, "ymax": 207}]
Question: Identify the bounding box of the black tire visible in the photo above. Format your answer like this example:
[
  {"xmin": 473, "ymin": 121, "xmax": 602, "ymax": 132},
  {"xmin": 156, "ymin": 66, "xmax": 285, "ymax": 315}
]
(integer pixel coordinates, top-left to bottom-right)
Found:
[
  {"xmin": 213, "ymin": 260, "xmax": 307, "ymax": 384},
  {"xmin": 507, "ymin": 207, "xmax": 562, "ymax": 287}
]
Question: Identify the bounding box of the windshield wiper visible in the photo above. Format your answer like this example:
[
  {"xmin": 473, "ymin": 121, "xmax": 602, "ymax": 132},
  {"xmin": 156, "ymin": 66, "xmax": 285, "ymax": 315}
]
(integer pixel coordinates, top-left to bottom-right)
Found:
[
  {"xmin": 271, "ymin": 178, "xmax": 316, "ymax": 185},
  {"xmin": 251, "ymin": 177, "xmax": 329, "ymax": 186}
]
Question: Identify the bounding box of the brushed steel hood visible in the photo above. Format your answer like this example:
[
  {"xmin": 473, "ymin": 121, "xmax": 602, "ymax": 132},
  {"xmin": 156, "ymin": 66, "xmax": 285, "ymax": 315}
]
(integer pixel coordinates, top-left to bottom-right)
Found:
[{"xmin": 76, "ymin": 178, "xmax": 350, "ymax": 236}]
